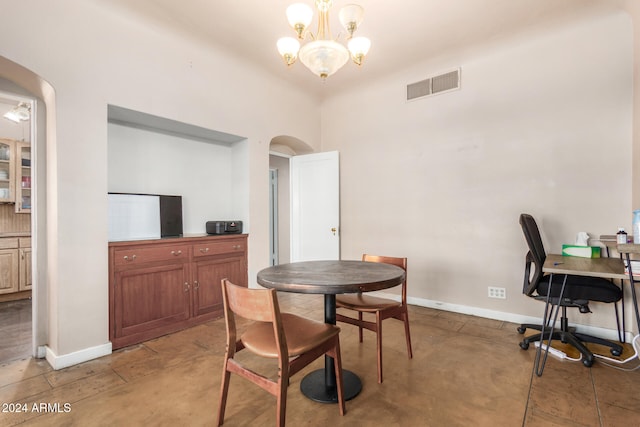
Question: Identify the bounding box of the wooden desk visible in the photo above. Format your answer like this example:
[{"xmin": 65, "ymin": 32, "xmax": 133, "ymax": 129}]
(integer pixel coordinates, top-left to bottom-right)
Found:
[
  {"xmin": 544, "ymin": 253, "xmax": 634, "ymax": 333},
  {"xmin": 543, "ymin": 254, "xmax": 626, "ymax": 280},
  {"xmin": 564, "ymin": 244, "xmax": 640, "ymax": 342},
  {"xmin": 534, "ymin": 254, "xmax": 626, "ymax": 374},
  {"xmin": 257, "ymin": 260, "xmax": 405, "ymax": 403}
]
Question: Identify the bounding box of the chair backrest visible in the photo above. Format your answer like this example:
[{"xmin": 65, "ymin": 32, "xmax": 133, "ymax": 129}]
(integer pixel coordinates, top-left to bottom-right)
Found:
[
  {"xmin": 519, "ymin": 214, "xmax": 546, "ymax": 296},
  {"xmin": 362, "ymin": 254, "xmax": 408, "ymax": 304},
  {"xmin": 221, "ymin": 279, "xmax": 287, "ymax": 360}
]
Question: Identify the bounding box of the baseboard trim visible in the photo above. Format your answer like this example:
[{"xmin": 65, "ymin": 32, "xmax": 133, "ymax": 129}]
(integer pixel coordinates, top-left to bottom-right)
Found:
[
  {"xmin": 45, "ymin": 342, "xmax": 112, "ymax": 370},
  {"xmin": 374, "ymin": 291, "xmax": 635, "ymax": 343}
]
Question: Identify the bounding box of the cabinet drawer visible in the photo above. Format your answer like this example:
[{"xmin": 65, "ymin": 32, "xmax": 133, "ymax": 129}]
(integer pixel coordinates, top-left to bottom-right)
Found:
[
  {"xmin": 19, "ymin": 238, "xmax": 31, "ymax": 248},
  {"xmin": 0, "ymin": 238, "xmax": 19, "ymax": 249},
  {"xmin": 113, "ymin": 244, "xmax": 190, "ymax": 266},
  {"xmin": 193, "ymin": 239, "xmax": 246, "ymax": 258}
]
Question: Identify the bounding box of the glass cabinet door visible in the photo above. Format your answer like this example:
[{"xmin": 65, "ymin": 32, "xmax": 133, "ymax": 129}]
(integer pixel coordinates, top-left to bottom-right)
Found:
[
  {"xmin": 15, "ymin": 142, "xmax": 30, "ymax": 213},
  {"xmin": 0, "ymin": 139, "xmax": 15, "ymax": 202}
]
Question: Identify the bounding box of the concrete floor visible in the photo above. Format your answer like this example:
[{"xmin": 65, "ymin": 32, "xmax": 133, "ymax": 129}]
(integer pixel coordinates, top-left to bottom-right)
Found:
[{"xmin": 1, "ymin": 292, "xmax": 639, "ymax": 426}]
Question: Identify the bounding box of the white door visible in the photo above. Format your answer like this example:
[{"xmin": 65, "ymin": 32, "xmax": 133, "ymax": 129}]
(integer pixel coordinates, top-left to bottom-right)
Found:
[{"xmin": 290, "ymin": 151, "xmax": 340, "ymax": 261}]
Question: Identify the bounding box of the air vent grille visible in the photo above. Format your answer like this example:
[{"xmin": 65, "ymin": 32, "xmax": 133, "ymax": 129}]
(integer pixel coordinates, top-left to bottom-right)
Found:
[
  {"xmin": 407, "ymin": 79, "xmax": 431, "ymax": 100},
  {"xmin": 407, "ymin": 68, "xmax": 460, "ymax": 101}
]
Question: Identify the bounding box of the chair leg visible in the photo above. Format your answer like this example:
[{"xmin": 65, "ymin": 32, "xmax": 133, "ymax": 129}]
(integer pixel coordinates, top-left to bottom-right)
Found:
[
  {"xmin": 402, "ymin": 310, "xmax": 413, "ymax": 359},
  {"xmin": 573, "ymin": 332, "xmax": 623, "ymax": 355},
  {"xmin": 376, "ymin": 312, "xmax": 383, "ymax": 383},
  {"xmin": 217, "ymin": 363, "xmax": 231, "ymax": 426},
  {"xmin": 329, "ymin": 338, "xmax": 346, "ymax": 416},
  {"xmin": 276, "ymin": 377, "xmax": 287, "ymax": 427},
  {"xmin": 358, "ymin": 312, "xmax": 363, "ymax": 343}
]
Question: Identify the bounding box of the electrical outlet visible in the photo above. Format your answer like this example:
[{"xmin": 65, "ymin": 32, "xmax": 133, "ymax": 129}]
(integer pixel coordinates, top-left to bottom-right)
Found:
[{"xmin": 488, "ymin": 286, "xmax": 506, "ymax": 299}]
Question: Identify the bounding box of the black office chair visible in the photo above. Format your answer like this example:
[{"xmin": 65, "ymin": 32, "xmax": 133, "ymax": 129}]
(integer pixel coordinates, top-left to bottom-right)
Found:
[{"xmin": 517, "ymin": 213, "xmax": 623, "ymax": 368}]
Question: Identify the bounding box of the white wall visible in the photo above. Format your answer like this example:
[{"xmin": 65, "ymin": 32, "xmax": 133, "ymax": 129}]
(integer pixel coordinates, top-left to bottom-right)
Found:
[
  {"xmin": 108, "ymin": 123, "xmax": 246, "ymax": 234},
  {"xmin": 0, "ymin": 0, "xmax": 321, "ymax": 367},
  {"xmin": 322, "ymin": 12, "xmax": 634, "ymax": 332}
]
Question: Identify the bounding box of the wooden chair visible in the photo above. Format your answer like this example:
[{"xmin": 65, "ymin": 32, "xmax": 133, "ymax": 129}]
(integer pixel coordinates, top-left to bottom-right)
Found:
[
  {"xmin": 335, "ymin": 254, "xmax": 412, "ymax": 383},
  {"xmin": 217, "ymin": 279, "xmax": 346, "ymax": 426}
]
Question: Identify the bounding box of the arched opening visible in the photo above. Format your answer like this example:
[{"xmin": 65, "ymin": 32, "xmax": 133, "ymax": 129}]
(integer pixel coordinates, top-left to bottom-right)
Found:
[
  {"xmin": 0, "ymin": 55, "xmax": 56, "ymax": 362},
  {"xmin": 268, "ymin": 135, "xmax": 314, "ymax": 265}
]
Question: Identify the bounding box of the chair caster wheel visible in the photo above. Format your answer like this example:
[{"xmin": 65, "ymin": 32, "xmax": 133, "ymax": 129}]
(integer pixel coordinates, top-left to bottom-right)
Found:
[
  {"xmin": 583, "ymin": 358, "xmax": 593, "ymax": 367},
  {"xmin": 517, "ymin": 327, "xmax": 526, "ymax": 334},
  {"xmin": 519, "ymin": 341, "xmax": 529, "ymax": 350},
  {"xmin": 611, "ymin": 349, "xmax": 622, "ymax": 357}
]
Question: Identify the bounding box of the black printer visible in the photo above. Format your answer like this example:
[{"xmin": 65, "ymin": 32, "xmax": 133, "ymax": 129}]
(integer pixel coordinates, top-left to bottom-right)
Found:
[{"xmin": 206, "ymin": 221, "xmax": 243, "ymax": 235}]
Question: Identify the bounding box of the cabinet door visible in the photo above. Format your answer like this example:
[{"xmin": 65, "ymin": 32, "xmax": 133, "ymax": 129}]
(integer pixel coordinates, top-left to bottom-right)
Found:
[
  {"xmin": 15, "ymin": 142, "xmax": 31, "ymax": 214},
  {"xmin": 19, "ymin": 248, "xmax": 32, "ymax": 290},
  {"xmin": 192, "ymin": 256, "xmax": 246, "ymax": 319},
  {"xmin": 0, "ymin": 249, "xmax": 19, "ymax": 294},
  {"xmin": 0, "ymin": 139, "xmax": 15, "ymax": 202},
  {"xmin": 113, "ymin": 263, "xmax": 190, "ymax": 339}
]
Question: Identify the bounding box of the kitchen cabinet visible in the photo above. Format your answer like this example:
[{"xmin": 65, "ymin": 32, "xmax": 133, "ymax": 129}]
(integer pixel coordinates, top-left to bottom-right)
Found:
[
  {"xmin": 0, "ymin": 138, "xmax": 15, "ymax": 203},
  {"xmin": 0, "ymin": 236, "xmax": 31, "ymax": 295},
  {"xmin": 19, "ymin": 239, "xmax": 32, "ymax": 290},
  {"xmin": 15, "ymin": 142, "xmax": 31, "ymax": 213},
  {"xmin": 109, "ymin": 234, "xmax": 248, "ymax": 349},
  {"xmin": 0, "ymin": 138, "xmax": 31, "ymax": 213}
]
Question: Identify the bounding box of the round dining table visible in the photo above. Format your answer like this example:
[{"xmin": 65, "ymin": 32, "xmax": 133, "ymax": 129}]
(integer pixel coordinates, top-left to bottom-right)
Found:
[{"xmin": 256, "ymin": 260, "xmax": 406, "ymax": 403}]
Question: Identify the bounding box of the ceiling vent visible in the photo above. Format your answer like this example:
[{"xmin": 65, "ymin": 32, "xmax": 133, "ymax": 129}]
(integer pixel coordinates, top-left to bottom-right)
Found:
[{"xmin": 407, "ymin": 68, "xmax": 460, "ymax": 101}]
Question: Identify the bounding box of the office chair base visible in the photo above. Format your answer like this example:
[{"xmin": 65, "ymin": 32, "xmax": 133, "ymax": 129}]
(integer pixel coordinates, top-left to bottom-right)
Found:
[
  {"xmin": 517, "ymin": 323, "xmax": 623, "ymax": 357},
  {"xmin": 520, "ymin": 330, "xmax": 595, "ymax": 367}
]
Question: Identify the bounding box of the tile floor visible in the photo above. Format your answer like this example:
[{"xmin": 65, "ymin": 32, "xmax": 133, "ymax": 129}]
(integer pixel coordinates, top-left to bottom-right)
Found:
[{"xmin": 1, "ymin": 293, "xmax": 639, "ymax": 426}]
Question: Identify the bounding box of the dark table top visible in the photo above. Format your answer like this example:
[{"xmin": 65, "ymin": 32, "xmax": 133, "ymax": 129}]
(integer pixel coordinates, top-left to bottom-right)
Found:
[{"xmin": 256, "ymin": 260, "xmax": 405, "ymax": 295}]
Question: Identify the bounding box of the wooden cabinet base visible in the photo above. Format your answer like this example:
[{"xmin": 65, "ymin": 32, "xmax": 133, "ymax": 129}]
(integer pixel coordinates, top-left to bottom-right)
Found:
[
  {"xmin": 0, "ymin": 290, "xmax": 31, "ymax": 303},
  {"xmin": 109, "ymin": 234, "xmax": 248, "ymax": 350}
]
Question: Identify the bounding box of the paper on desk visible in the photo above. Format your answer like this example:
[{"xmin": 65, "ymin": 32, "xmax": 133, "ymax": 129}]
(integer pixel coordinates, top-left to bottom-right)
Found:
[{"xmin": 624, "ymin": 259, "xmax": 640, "ymax": 276}]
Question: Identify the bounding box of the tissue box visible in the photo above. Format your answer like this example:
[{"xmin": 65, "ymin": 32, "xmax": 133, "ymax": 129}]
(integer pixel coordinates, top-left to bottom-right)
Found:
[{"xmin": 561, "ymin": 245, "xmax": 601, "ymax": 258}]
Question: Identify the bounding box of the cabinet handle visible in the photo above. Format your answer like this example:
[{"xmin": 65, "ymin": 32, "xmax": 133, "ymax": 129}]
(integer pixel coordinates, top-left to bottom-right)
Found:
[
  {"xmin": 194, "ymin": 280, "xmax": 200, "ymax": 290},
  {"xmin": 123, "ymin": 255, "xmax": 137, "ymax": 261},
  {"xmin": 199, "ymin": 248, "xmax": 209, "ymax": 253},
  {"xmin": 233, "ymin": 245, "xmax": 242, "ymax": 250},
  {"xmin": 171, "ymin": 250, "xmax": 182, "ymax": 256},
  {"xmin": 184, "ymin": 282, "xmax": 190, "ymax": 292}
]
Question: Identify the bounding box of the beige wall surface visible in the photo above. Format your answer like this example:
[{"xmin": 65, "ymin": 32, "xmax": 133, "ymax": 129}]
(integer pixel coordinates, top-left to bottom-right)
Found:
[
  {"xmin": 0, "ymin": 0, "xmax": 321, "ymax": 366},
  {"xmin": 322, "ymin": 11, "xmax": 635, "ymax": 333},
  {"xmin": 0, "ymin": 1, "xmax": 638, "ymax": 368}
]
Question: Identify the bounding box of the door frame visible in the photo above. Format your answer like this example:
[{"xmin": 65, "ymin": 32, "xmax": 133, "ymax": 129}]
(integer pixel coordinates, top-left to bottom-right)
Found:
[{"xmin": 269, "ymin": 168, "xmax": 279, "ymax": 266}]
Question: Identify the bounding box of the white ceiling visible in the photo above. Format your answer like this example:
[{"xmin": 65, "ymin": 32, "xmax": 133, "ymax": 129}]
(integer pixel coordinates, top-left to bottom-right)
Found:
[{"xmin": 103, "ymin": 0, "xmax": 624, "ymax": 97}]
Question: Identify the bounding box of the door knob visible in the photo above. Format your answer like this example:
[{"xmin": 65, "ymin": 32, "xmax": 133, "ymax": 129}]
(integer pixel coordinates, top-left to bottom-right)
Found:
[{"xmin": 331, "ymin": 227, "xmax": 337, "ymax": 235}]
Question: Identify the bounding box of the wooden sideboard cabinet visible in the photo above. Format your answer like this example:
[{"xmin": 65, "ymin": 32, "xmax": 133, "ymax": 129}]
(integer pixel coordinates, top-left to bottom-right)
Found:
[{"xmin": 108, "ymin": 234, "xmax": 248, "ymax": 349}]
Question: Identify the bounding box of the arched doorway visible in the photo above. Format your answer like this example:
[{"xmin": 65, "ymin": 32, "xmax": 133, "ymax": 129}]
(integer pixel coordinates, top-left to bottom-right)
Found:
[
  {"xmin": 0, "ymin": 55, "xmax": 55, "ymax": 361},
  {"xmin": 268, "ymin": 136, "xmax": 314, "ymax": 265}
]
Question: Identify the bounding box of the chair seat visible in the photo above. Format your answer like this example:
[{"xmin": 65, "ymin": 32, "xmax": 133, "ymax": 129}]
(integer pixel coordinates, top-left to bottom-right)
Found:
[
  {"xmin": 242, "ymin": 313, "xmax": 340, "ymax": 358},
  {"xmin": 538, "ymin": 273, "xmax": 622, "ymax": 303},
  {"xmin": 336, "ymin": 293, "xmax": 401, "ymax": 312}
]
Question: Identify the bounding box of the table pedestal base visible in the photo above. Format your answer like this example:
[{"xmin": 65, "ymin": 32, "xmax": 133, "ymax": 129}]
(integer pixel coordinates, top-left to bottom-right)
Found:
[{"xmin": 300, "ymin": 369, "xmax": 362, "ymax": 403}]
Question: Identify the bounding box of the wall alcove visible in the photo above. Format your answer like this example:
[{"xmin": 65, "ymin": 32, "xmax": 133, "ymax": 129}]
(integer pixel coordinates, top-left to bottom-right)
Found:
[{"xmin": 107, "ymin": 105, "xmax": 250, "ymax": 236}]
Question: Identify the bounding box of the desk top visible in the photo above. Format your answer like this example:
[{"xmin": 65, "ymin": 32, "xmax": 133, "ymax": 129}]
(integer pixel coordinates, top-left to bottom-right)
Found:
[
  {"xmin": 543, "ymin": 254, "xmax": 627, "ymax": 280},
  {"xmin": 256, "ymin": 260, "xmax": 405, "ymax": 295}
]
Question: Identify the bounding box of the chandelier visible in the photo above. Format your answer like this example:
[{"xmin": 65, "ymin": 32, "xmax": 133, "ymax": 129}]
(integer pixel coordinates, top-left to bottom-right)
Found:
[{"xmin": 277, "ymin": 1, "xmax": 371, "ymax": 79}]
